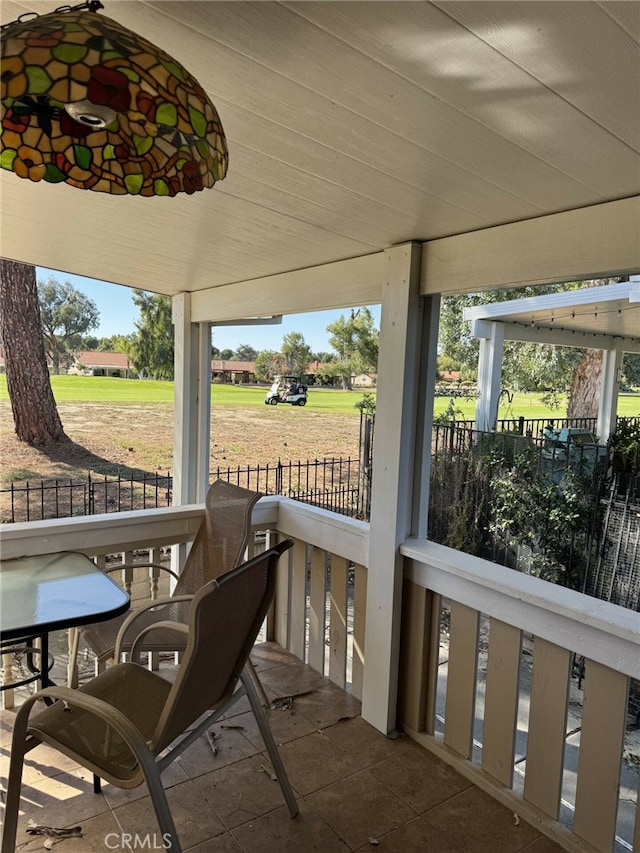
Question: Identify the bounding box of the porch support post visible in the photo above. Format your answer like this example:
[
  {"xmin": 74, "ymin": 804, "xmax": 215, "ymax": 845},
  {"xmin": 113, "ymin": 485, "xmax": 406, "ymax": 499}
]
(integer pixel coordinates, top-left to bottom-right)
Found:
[
  {"xmin": 362, "ymin": 242, "xmax": 423, "ymax": 735},
  {"xmin": 172, "ymin": 295, "xmax": 211, "ymax": 575},
  {"xmin": 173, "ymin": 296, "xmax": 212, "ymax": 505},
  {"xmin": 195, "ymin": 322, "xmax": 212, "ymax": 500},
  {"xmin": 597, "ymin": 344, "xmax": 622, "ymax": 443},
  {"xmin": 474, "ymin": 321, "xmax": 505, "ymax": 432},
  {"xmin": 413, "ymin": 295, "xmax": 440, "ymax": 539}
]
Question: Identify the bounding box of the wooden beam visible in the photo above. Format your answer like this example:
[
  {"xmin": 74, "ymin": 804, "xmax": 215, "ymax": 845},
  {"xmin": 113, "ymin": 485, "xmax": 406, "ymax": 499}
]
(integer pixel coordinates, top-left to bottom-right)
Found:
[
  {"xmin": 190, "ymin": 252, "xmax": 385, "ymax": 323},
  {"xmin": 422, "ymin": 197, "xmax": 640, "ymax": 294}
]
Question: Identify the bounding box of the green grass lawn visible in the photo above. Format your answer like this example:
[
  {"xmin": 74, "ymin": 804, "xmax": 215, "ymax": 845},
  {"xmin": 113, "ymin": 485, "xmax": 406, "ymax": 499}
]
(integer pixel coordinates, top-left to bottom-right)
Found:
[{"xmin": 0, "ymin": 375, "xmax": 638, "ymax": 419}]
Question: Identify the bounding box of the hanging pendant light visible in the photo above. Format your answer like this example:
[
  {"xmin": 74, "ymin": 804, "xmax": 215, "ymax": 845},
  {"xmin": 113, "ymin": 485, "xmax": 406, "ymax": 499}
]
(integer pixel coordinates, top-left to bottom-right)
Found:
[{"xmin": 0, "ymin": 1, "xmax": 228, "ymax": 196}]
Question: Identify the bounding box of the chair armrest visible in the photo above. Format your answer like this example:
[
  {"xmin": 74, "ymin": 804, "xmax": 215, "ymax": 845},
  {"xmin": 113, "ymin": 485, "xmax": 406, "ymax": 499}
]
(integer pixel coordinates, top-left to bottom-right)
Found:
[
  {"xmin": 130, "ymin": 623, "xmax": 189, "ymax": 664},
  {"xmin": 105, "ymin": 563, "xmax": 181, "ymax": 583},
  {"xmin": 113, "ymin": 594, "xmax": 195, "ymax": 661}
]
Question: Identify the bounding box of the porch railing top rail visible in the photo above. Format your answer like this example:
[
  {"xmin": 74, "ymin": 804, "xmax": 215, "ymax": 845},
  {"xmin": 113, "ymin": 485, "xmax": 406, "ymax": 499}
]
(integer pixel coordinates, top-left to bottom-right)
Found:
[{"xmin": 402, "ymin": 537, "xmax": 640, "ymax": 680}]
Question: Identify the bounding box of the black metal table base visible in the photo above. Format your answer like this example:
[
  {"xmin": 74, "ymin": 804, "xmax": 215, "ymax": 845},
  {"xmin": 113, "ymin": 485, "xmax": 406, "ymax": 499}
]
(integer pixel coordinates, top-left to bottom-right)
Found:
[{"xmin": 0, "ymin": 634, "xmax": 55, "ymax": 694}]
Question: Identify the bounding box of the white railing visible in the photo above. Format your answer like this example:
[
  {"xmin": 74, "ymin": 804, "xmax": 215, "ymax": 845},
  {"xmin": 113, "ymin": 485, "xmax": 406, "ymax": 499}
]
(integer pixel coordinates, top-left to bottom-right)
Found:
[
  {"xmin": 0, "ymin": 498, "xmax": 369, "ymax": 700},
  {"xmin": 4, "ymin": 502, "xmax": 637, "ymax": 852},
  {"xmin": 399, "ymin": 539, "xmax": 640, "ymax": 853}
]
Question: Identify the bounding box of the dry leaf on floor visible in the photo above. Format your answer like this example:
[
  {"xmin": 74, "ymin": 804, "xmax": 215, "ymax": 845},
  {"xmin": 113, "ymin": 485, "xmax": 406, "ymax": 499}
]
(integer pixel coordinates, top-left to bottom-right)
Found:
[
  {"xmin": 261, "ymin": 763, "xmax": 278, "ymax": 781},
  {"xmin": 26, "ymin": 824, "xmax": 82, "ymax": 839},
  {"xmin": 207, "ymin": 731, "xmax": 220, "ymax": 756}
]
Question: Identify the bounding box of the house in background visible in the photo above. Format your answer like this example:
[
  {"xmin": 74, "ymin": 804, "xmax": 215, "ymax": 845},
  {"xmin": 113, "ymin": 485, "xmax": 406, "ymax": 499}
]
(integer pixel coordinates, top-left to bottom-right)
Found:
[
  {"xmin": 352, "ymin": 373, "xmax": 376, "ymax": 388},
  {"xmin": 70, "ymin": 351, "xmax": 132, "ymax": 378},
  {"xmin": 211, "ymin": 359, "xmax": 255, "ymax": 383}
]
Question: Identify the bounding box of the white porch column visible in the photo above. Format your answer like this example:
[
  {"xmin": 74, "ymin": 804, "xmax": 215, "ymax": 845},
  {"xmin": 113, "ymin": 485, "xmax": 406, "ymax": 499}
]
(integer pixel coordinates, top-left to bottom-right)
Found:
[
  {"xmin": 362, "ymin": 242, "xmax": 424, "ymax": 735},
  {"xmin": 474, "ymin": 320, "xmax": 505, "ymax": 432},
  {"xmin": 597, "ymin": 345, "xmax": 623, "ymax": 442},
  {"xmin": 172, "ymin": 293, "xmax": 212, "ymax": 506}
]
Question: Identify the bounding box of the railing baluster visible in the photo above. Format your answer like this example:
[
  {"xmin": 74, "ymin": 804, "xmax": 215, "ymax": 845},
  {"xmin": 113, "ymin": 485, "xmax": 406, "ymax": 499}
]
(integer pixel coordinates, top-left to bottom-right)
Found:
[
  {"xmin": 328, "ymin": 555, "xmax": 348, "ymax": 688},
  {"xmin": 307, "ymin": 546, "xmax": 326, "ymax": 674},
  {"xmin": 523, "ymin": 638, "xmax": 572, "ymax": 819},
  {"xmin": 573, "ymin": 659, "xmax": 629, "ymax": 852}
]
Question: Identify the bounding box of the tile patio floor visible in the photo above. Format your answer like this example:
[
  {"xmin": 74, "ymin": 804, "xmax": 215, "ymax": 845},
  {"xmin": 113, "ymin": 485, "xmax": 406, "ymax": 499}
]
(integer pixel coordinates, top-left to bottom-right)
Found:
[{"xmin": 0, "ymin": 641, "xmax": 566, "ymax": 853}]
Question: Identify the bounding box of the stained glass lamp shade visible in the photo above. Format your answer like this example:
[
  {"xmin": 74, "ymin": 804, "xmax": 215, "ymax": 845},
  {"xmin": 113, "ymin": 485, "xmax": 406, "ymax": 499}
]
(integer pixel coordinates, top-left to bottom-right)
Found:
[{"xmin": 0, "ymin": 1, "xmax": 228, "ymax": 196}]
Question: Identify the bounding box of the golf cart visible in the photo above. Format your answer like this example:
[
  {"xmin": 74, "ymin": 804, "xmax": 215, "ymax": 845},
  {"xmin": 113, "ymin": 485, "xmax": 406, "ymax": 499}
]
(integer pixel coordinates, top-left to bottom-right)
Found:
[{"xmin": 265, "ymin": 376, "xmax": 308, "ymax": 406}]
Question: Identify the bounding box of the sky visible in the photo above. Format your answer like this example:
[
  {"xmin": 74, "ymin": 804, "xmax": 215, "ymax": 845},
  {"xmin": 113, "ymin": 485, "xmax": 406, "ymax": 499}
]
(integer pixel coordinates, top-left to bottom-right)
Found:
[{"xmin": 37, "ymin": 267, "xmax": 381, "ymax": 355}]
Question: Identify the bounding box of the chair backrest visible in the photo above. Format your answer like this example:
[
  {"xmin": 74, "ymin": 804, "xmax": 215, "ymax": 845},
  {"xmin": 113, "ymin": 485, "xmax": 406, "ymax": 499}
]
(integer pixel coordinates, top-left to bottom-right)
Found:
[
  {"xmin": 174, "ymin": 479, "xmax": 262, "ymax": 596},
  {"xmin": 152, "ymin": 539, "xmax": 293, "ymax": 753}
]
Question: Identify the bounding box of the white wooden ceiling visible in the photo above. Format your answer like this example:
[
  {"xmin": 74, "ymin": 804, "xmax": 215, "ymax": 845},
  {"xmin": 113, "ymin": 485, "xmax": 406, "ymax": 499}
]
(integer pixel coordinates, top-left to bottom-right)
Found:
[{"xmin": 2, "ymin": 1, "xmax": 639, "ymax": 304}]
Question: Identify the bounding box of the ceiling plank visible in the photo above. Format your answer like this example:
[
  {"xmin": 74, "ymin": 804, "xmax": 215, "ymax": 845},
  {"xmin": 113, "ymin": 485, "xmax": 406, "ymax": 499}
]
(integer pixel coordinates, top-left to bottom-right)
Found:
[
  {"xmin": 439, "ymin": 0, "xmax": 640, "ymax": 151},
  {"xmin": 285, "ymin": 1, "xmax": 639, "ymax": 188}
]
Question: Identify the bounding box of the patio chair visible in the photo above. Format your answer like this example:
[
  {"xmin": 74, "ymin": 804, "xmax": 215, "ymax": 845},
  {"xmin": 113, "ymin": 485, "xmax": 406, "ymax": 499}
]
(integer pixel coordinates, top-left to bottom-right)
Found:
[
  {"xmin": 1, "ymin": 541, "xmax": 297, "ymax": 853},
  {"xmin": 68, "ymin": 479, "xmax": 262, "ymax": 688}
]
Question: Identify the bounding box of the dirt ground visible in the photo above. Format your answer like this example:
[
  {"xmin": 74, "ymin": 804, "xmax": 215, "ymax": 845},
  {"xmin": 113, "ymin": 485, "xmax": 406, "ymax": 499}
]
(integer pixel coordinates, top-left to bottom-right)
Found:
[{"xmin": 0, "ymin": 400, "xmax": 361, "ymax": 482}]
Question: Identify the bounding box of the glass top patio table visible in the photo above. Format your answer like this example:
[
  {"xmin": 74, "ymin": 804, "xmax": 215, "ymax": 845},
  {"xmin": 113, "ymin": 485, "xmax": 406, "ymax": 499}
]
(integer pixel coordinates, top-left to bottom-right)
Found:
[{"xmin": 0, "ymin": 551, "xmax": 130, "ymax": 641}]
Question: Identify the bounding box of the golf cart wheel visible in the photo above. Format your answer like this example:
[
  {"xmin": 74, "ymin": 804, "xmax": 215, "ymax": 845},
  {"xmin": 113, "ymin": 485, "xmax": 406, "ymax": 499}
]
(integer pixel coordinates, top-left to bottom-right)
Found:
[
  {"xmin": 297, "ymin": 398, "xmax": 307, "ymax": 406},
  {"xmin": 268, "ymin": 397, "xmax": 278, "ymax": 405}
]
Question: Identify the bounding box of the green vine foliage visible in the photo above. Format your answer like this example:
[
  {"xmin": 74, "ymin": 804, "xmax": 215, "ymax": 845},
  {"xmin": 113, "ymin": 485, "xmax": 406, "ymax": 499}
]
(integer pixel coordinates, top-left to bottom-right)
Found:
[
  {"xmin": 609, "ymin": 417, "xmax": 640, "ymax": 486},
  {"xmin": 354, "ymin": 393, "xmax": 377, "ymax": 415},
  {"xmin": 432, "ymin": 398, "xmax": 466, "ymax": 425},
  {"xmin": 488, "ymin": 443, "xmax": 594, "ymax": 586},
  {"xmin": 429, "ymin": 432, "xmax": 601, "ymax": 589}
]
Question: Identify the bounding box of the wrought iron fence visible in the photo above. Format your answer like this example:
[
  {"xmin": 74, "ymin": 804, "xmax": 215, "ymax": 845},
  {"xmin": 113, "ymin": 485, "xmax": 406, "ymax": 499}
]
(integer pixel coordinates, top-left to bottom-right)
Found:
[
  {"xmin": 1, "ymin": 457, "xmax": 369, "ymax": 524},
  {"xmin": 212, "ymin": 457, "xmax": 366, "ymax": 518},
  {"xmin": 435, "ymin": 414, "xmax": 639, "ymax": 442},
  {"xmin": 428, "ymin": 422, "xmax": 640, "ymax": 597},
  {"xmin": 0, "ymin": 471, "xmax": 173, "ymax": 524},
  {"xmin": 436, "ymin": 415, "xmax": 600, "ymax": 442}
]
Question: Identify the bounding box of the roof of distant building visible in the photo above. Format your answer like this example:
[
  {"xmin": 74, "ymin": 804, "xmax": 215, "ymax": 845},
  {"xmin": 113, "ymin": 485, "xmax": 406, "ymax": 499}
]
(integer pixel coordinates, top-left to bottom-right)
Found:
[
  {"xmin": 76, "ymin": 351, "xmax": 130, "ymax": 368},
  {"xmin": 211, "ymin": 360, "xmax": 255, "ymax": 372}
]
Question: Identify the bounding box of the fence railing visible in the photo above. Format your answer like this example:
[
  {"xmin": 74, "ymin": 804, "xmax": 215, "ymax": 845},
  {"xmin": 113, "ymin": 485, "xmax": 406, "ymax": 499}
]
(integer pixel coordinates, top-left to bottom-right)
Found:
[
  {"xmin": 0, "ymin": 470, "xmax": 174, "ymax": 524},
  {"xmin": 400, "ymin": 538, "xmax": 640, "ymax": 853},
  {"xmin": 436, "ymin": 413, "xmax": 639, "ymax": 442},
  {"xmin": 0, "ymin": 457, "xmax": 369, "ymax": 524},
  {"xmin": 2, "ymin": 415, "xmax": 635, "ymax": 526}
]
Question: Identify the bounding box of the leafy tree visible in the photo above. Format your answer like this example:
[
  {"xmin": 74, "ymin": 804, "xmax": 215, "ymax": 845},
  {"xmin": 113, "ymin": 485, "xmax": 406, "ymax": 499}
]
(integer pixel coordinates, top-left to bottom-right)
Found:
[
  {"xmin": 38, "ymin": 277, "xmax": 99, "ymax": 374},
  {"xmin": 129, "ymin": 291, "xmax": 173, "ymax": 379},
  {"xmin": 281, "ymin": 331, "xmax": 312, "ymax": 377},
  {"xmin": 565, "ymin": 279, "xmax": 624, "ymax": 422},
  {"xmin": 439, "ymin": 281, "xmax": 625, "ymax": 414},
  {"xmin": 324, "ymin": 307, "xmax": 379, "ymax": 390},
  {"xmin": 439, "ymin": 285, "xmax": 575, "ymax": 388},
  {"xmin": 0, "ymin": 260, "xmax": 67, "ymax": 445},
  {"xmin": 98, "ymin": 333, "xmax": 135, "ymax": 353},
  {"xmin": 622, "ymin": 353, "xmax": 640, "ymax": 388},
  {"xmin": 220, "ymin": 348, "xmax": 235, "ymax": 360},
  {"xmin": 234, "ymin": 343, "xmax": 258, "ymax": 362},
  {"xmin": 211, "ymin": 345, "xmax": 221, "ymax": 358},
  {"xmin": 254, "ymin": 350, "xmax": 287, "ymax": 382}
]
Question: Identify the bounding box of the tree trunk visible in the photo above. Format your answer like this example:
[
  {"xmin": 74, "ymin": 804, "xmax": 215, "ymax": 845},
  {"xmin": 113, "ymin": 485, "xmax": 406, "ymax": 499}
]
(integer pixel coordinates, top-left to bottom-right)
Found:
[
  {"xmin": 0, "ymin": 259, "xmax": 67, "ymax": 445},
  {"xmin": 567, "ymin": 348, "xmax": 602, "ymax": 420},
  {"xmin": 565, "ymin": 278, "xmax": 625, "ymax": 423}
]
